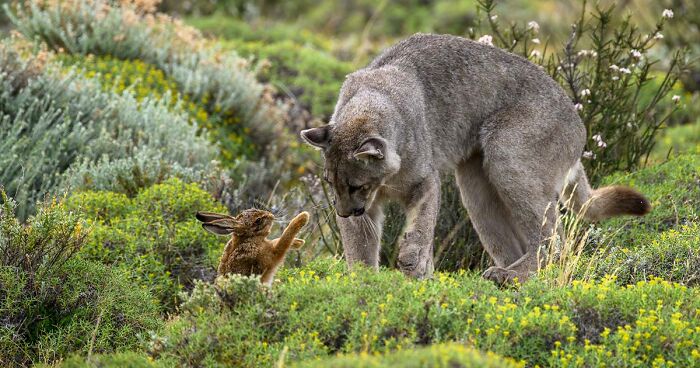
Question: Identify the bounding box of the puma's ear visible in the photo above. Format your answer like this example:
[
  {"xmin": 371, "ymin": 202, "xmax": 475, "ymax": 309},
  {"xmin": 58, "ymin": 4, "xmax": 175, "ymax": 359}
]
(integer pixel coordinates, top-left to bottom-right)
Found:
[
  {"xmin": 300, "ymin": 125, "xmax": 332, "ymax": 149},
  {"xmin": 201, "ymin": 219, "xmax": 235, "ymax": 236},
  {"xmin": 353, "ymin": 137, "xmax": 386, "ymax": 162}
]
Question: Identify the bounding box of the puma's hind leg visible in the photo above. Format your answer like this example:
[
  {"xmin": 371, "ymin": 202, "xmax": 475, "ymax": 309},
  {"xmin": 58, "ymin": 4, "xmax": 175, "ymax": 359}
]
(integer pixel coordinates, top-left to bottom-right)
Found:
[{"xmin": 455, "ymin": 156, "xmax": 527, "ymax": 273}]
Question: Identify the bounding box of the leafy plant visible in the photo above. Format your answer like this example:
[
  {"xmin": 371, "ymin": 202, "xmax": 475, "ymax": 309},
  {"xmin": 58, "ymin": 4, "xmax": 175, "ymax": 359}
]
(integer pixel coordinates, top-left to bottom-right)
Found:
[
  {"xmin": 0, "ymin": 190, "xmax": 161, "ymax": 366},
  {"xmin": 144, "ymin": 259, "xmax": 700, "ymax": 367},
  {"xmin": 65, "ymin": 178, "xmax": 228, "ymax": 310},
  {"xmin": 474, "ymin": 0, "xmax": 689, "ymax": 182}
]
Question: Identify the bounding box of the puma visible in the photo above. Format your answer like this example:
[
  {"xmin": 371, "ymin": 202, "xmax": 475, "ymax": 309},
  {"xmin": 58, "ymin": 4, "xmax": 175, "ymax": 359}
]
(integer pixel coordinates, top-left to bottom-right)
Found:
[{"xmin": 301, "ymin": 33, "xmax": 650, "ymax": 283}]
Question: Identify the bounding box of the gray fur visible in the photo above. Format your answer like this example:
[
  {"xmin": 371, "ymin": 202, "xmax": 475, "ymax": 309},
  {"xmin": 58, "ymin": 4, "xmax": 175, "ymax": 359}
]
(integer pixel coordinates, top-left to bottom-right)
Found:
[{"xmin": 301, "ymin": 33, "xmax": 647, "ymax": 283}]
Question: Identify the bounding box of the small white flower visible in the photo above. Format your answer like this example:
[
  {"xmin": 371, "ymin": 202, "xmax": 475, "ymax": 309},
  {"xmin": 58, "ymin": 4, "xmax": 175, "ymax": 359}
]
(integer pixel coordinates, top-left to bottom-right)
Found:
[
  {"xmin": 672, "ymin": 95, "xmax": 681, "ymax": 103},
  {"xmin": 582, "ymin": 151, "xmax": 595, "ymax": 160},
  {"xmin": 574, "ymin": 103, "xmax": 583, "ymax": 111},
  {"xmin": 592, "ymin": 134, "xmax": 607, "ymax": 148},
  {"xmin": 527, "ymin": 21, "xmax": 540, "ymax": 33},
  {"xmin": 530, "ymin": 50, "xmax": 541, "ymax": 58},
  {"xmin": 662, "ymin": 9, "xmax": 674, "ymax": 19},
  {"xmin": 619, "ymin": 67, "xmax": 632, "ymax": 74},
  {"xmin": 531, "ymin": 38, "xmax": 541, "ymax": 44},
  {"xmin": 477, "ymin": 35, "xmax": 494, "ymax": 46},
  {"xmin": 630, "ymin": 49, "xmax": 643, "ymax": 59},
  {"xmin": 581, "ymin": 89, "xmax": 591, "ymax": 97},
  {"xmin": 609, "ymin": 64, "xmax": 619, "ymax": 71},
  {"xmin": 654, "ymin": 32, "xmax": 664, "ymax": 40},
  {"xmin": 612, "ymin": 76, "xmax": 620, "ymax": 81},
  {"xmin": 490, "ymin": 14, "xmax": 498, "ymax": 21}
]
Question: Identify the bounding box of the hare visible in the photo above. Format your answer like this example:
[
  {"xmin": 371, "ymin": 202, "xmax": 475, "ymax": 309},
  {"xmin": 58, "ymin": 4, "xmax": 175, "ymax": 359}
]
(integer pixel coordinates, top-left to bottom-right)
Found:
[{"xmin": 196, "ymin": 209, "xmax": 310, "ymax": 285}]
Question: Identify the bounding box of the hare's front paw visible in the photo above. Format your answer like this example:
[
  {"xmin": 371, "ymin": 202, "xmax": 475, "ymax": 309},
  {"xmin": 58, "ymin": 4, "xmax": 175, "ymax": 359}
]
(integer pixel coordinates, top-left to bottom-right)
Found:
[{"xmin": 292, "ymin": 238, "xmax": 305, "ymax": 249}]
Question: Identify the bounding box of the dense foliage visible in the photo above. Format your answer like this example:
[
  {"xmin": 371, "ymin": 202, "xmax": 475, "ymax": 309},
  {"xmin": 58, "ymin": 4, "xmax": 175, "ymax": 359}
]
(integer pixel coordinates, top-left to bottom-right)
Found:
[
  {"xmin": 0, "ymin": 191, "xmax": 161, "ymax": 366},
  {"xmin": 65, "ymin": 178, "xmax": 227, "ymax": 311},
  {"xmin": 0, "ymin": 0, "xmax": 698, "ymax": 366}
]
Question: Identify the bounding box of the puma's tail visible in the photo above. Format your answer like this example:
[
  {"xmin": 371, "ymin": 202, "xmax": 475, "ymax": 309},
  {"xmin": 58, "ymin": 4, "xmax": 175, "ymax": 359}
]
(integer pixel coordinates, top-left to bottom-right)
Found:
[{"xmin": 562, "ymin": 161, "xmax": 651, "ymax": 222}]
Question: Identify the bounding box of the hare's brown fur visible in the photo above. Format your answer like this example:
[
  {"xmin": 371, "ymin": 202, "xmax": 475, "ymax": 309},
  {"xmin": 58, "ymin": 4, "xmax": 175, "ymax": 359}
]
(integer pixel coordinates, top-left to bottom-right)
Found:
[{"xmin": 196, "ymin": 209, "xmax": 309, "ymax": 285}]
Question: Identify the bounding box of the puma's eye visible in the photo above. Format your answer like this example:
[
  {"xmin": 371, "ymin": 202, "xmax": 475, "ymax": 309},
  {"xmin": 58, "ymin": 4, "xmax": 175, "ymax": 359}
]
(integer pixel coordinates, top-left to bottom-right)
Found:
[{"xmin": 361, "ymin": 184, "xmax": 371, "ymax": 192}]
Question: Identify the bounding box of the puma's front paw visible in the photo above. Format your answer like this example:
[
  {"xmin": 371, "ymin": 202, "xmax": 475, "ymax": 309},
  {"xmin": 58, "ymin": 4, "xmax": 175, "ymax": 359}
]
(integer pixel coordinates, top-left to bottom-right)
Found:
[{"xmin": 482, "ymin": 267, "xmax": 520, "ymax": 285}]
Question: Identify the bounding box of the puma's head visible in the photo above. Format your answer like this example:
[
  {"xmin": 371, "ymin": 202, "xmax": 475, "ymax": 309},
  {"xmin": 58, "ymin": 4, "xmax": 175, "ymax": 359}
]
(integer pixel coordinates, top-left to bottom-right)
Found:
[{"xmin": 300, "ymin": 113, "xmax": 400, "ymax": 218}]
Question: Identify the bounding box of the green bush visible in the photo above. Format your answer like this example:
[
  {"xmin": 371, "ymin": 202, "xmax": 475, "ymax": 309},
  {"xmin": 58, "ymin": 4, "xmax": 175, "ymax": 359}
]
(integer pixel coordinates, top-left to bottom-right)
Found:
[
  {"xmin": 65, "ymin": 178, "xmax": 228, "ymax": 310},
  {"xmin": 474, "ymin": 0, "xmax": 687, "ymax": 182},
  {"xmin": 58, "ymin": 351, "xmax": 158, "ymax": 368},
  {"xmin": 0, "ymin": 40, "xmax": 216, "ymax": 219},
  {"xmin": 60, "ymin": 55, "xmax": 209, "ymax": 127},
  {"xmin": 6, "ymin": 0, "xmax": 286, "ymax": 163},
  {"xmin": 227, "ymin": 39, "xmax": 353, "ymax": 119},
  {"xmin": 188, "ymin": 16, "xmax": 331, "ymax": 50},
  {"xmin": 147, "ymin": 259, "xmax": 700, "ymax": 367},
  {"xmin": 0, "ymin": 191, "xmax": 161, "ymax": 366},
  {"xmin": 295, "ymin": 343, "xmax": 521, "ymax": 368}
]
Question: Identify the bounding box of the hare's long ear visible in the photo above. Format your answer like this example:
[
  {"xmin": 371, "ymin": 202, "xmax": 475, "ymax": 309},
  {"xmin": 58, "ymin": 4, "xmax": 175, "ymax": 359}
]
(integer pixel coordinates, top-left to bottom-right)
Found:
[
  {"xmin": 201, "ymin": 219, "xmax": 236, "ymax": 236},
  {"xmin": 196, "ymin": 211, "xmax": 232, "ymax": 223}
]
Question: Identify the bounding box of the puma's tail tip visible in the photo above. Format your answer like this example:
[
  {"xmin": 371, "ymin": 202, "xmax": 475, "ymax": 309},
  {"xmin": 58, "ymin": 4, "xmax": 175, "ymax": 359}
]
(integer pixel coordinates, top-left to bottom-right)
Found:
[
  {"xmin": 590, "ymin": 186, "xmax": 651, "ymax": 221},
  {"xmin": 610, "ymin": 186, "xmax": 651, "ymax": 216}
]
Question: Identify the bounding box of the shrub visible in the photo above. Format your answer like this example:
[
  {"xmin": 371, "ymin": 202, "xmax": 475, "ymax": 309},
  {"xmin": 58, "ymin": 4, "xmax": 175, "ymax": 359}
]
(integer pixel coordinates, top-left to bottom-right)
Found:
[
  {"xmin": 0, "ymin": 191, "xmax": 161, "ymax": 366},
  {"xmin": 59, "ymin": 351, "xmax": 158, "ymax": 368},
  {"xmin": 187, "ymin": 16, "xmax": 331, "ymax": 51},
  {"xmin": 59, "ymin": 54, "xmax": 209, "ymax": 127},
  {"xmin": 6, "ymin": 0, "xmax": 287, "ymax": 163},
  {"xmin": 228, "ymin": 39, "xmax": 353, "ymax": 119},
  {"xmin": 474, "ymin": 0, "xmax": 688, "ymax": 182},
  {"xmin": 148, "ymin": 259, "xmax": 700, "ymax": 367},
  {"xmin": 295, "ymin": 343, "xmax": 522, "ymax": 368},
  {"xmin": 0, "ymin": 39, "xmax": 216, "ymax": 219},
  {"xmin": 65, "ymin": 178, "xmax": 228, "ymax": 310}
]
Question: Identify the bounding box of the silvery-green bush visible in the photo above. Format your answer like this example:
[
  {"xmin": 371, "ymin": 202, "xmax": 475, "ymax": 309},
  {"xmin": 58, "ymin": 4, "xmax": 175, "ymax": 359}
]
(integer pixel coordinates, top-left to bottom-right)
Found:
[
  {"xmin": 0, "ymin": 42, "xmax": 216, "ymax": 219},
  {"xmin": 5, "ymin": 0, "xmax": 286, "ymax": 160}
]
